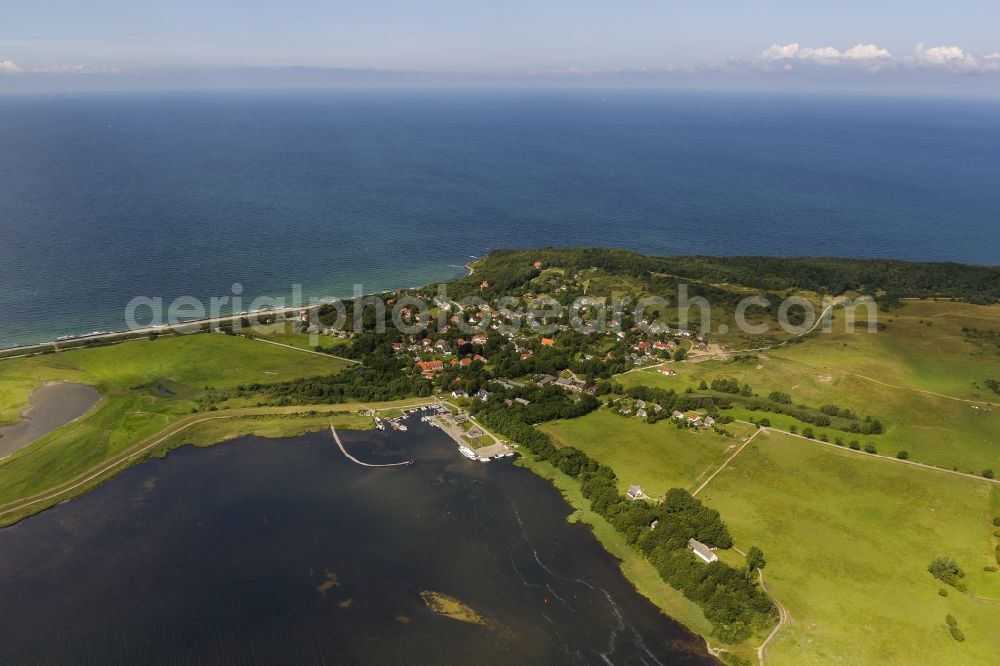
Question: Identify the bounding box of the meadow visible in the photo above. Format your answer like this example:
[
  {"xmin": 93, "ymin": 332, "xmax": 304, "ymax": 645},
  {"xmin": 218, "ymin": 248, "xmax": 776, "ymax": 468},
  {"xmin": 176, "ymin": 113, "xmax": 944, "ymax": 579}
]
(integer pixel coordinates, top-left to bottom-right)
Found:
[
  {"xmin": 617, "ymin": 300, "xmax": 1000, "ymax": 476},
  {"xmin": 698, "ymin": 430, "xmax": 1000, "ymax": 665},
  {"xmin": 540, "ymin": 409, "xmax": 755, "ymax": 497}
]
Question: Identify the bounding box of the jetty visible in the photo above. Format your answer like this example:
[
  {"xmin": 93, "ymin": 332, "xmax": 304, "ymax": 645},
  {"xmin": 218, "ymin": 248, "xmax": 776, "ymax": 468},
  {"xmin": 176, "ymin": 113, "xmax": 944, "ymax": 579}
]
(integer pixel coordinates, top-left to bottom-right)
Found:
[{"xmin": 329, "ymin": 424, "xmax": 411, "ymax": 468}]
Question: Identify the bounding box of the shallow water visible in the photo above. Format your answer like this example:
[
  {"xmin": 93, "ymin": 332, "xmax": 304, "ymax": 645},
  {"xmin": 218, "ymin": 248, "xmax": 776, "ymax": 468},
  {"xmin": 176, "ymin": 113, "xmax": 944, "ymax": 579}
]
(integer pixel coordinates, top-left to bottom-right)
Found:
[
  {"xmin": 0, "ymin": 415, "xmax": 716, "ymax": 664},
  {"xmin": 0, "ymin": 382, "xmax": 102, "ymax": 458}
]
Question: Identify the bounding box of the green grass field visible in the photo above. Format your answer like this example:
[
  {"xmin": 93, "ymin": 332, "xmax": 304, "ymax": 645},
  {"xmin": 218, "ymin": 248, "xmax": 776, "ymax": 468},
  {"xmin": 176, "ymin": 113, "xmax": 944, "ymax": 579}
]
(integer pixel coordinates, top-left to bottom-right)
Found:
[
  {"xmin": 540, "ymin": 409, "xmax": 755, "ymax": 497},
  {"xmin": 0, "ymin": 333, "xmax": 349, "ymax": 508},
  {"xmin": 249, "ymin": 320, "xmax": 355, "ymax": 354},
  {"xmin": 617, "ymin": 301, "xmax": 1000, "ymax": 475},
  {"xmin": 697, "ymin": 430, "xmax": 1000, "ymax": 665}
]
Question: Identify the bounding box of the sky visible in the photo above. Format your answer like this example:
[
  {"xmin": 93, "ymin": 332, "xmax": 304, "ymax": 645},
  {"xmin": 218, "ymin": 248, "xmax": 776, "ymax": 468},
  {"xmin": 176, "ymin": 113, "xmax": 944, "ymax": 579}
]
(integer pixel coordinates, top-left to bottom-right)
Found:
[{"xmin": 2, "ymin": 1, "xmax": 1000, "ymax": 94}]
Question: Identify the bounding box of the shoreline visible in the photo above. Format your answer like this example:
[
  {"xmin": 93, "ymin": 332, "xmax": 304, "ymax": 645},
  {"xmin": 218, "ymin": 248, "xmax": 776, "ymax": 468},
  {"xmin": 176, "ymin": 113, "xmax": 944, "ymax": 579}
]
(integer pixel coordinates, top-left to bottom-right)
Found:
[{"xmin": 0, "ymin": 260, "xmax": 481, "ymax": 355}]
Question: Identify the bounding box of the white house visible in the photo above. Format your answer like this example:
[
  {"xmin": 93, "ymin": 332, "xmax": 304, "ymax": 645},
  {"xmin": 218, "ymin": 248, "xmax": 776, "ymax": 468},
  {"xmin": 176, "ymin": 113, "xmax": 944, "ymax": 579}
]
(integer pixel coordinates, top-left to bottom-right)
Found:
[{"xmin": 687, "ymin": 538, "xmax": 718, "ymax": 564}]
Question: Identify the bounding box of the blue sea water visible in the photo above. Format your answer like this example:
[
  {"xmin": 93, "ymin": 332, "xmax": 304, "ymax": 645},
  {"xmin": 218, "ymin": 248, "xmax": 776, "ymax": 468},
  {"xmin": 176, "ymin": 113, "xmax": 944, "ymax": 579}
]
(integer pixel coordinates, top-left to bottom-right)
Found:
[{"xmin": 0, "ymin": 89, "xmax": 998, "ymax": 346}]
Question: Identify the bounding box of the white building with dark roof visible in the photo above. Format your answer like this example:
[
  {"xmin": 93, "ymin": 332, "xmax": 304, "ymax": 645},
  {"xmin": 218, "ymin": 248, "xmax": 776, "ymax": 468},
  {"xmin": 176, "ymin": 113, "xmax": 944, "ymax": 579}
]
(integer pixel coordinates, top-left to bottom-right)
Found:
[{"xmin": 687, "ymin": 538, "xmax": 718, "ymax": 564}]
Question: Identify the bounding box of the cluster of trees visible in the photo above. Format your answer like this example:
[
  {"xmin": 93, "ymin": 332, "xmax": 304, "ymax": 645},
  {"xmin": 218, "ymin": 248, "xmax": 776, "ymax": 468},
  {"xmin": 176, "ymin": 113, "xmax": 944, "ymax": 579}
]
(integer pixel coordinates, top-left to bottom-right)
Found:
[
  {"xmin": 819, "ymin": 404, "xmax": 858, "ymax": 419},
  {"xmin": 474, "ymin": 390, "xmax": 776, "ymax": 641},
  {"xmin": 741, "ymin": 395, "xmax": 883, "ymax": 435},
  {"xmin": 928, "ymin": 557, "xmax": 967, "ymax": 592},
  {"xmin": 710, "ymin": 378, "xmax": 752, "ymax": 396},
  {"xmin": 209, "ymin": 344, "xmax": 431, "ymax": 407},
  {"xmin": 946, "ymin": 614, "xmax": 965, "ymax": 642},
  {"xmin": 689, "ymin": 378, "xmax": 884, "ymax": 436},
  {"xmin": 768, "ymin": 391, "xmax": 791, "ymax": 404},
  {"xmin": 986, "ymin": 379, "xmax": 1000, "ymax": 395}
]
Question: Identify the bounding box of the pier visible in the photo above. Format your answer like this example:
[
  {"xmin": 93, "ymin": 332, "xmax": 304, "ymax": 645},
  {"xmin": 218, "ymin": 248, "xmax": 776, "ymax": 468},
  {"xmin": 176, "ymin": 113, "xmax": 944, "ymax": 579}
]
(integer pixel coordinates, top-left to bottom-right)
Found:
[{"xmin": 329, "ymin": 424, "xmax": 412, "ymax": 468}]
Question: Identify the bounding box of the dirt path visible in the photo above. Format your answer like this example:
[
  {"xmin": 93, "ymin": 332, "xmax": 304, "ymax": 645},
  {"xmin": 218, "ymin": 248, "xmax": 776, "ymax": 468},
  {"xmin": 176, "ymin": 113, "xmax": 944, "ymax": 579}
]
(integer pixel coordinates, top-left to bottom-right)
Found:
[
  {"xmin": 251, "ymin": 336, "xmax": 359, "ymax": 364},
  {"xmin": 769, "ymin": 354, "xmax": 1000, "ymax": 408},
  {"xmin": 741, "ymin": 421, "xmax": 1000, "ymax": 486},
  {"xmin": 692, "ymin": 428, "xmax": 762, "ymax": 496},
  {"xmin": 756, "ymin": 569, "xmax": 788, "ymax": 666}
]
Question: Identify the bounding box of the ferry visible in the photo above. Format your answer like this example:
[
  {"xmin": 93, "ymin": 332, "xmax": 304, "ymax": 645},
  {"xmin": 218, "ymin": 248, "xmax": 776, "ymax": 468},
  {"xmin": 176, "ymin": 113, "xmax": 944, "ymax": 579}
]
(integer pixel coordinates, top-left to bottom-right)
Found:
[{"xmin": 458, "ymin": 446, "xmax": 477, "ymax": 460}]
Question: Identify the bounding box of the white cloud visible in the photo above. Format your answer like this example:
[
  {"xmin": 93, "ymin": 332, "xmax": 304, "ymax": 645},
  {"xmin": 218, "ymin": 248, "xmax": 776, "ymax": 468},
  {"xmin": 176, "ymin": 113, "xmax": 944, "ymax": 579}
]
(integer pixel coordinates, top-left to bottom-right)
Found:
[
  {"xmin": 843, "ymin": 44, "xmax": 892, "ymax": 59},
  {"xmin": 1, "ymin": 59, "xmax": 24, "ymax": 74},
  {"xmin": 755, "ymin": 42, "xmax": 1000, "ymax": 75},
  {"xmin": 914, "ymin": 43, "xmax": 969, "ymax": 65},
  {"xmin": 759, "ymin": 43, "xmax": 892, "ymax": 64},
  {"xmin": 31, "ymin": 64, "xmax": 119, "ymax": 74}
]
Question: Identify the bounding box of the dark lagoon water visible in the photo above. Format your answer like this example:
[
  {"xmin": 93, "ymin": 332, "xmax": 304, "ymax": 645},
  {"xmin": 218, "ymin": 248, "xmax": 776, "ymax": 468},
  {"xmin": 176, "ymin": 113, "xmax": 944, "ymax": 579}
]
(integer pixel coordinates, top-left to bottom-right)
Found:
[
  {"xmin": 0, "ymin": 416, "xmax": 715, "ymax": 665},
  {"xmin": 0, "ymin": 382, "xmax": 102, "ymax": 458},
  {"xmin": 1, "ymin": 90, "xmax": 999, "ymax": 346}
]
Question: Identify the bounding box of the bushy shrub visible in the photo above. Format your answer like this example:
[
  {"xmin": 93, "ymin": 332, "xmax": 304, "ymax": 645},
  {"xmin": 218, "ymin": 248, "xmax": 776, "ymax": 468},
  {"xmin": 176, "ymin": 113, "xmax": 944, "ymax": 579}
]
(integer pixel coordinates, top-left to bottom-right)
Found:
[{"xmin": 928, "ymin": 557, "xmax": 967, "ymax": 591}]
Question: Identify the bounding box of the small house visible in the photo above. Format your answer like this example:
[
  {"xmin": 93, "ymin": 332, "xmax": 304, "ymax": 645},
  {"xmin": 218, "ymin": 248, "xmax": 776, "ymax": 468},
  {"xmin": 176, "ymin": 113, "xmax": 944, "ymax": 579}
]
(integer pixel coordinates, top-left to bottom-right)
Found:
[
  {"xmin": 627, "ymin": 485, "xmax": 644, "ymax": 500},
  {"xmin": 687, "ymin": 538, "xmax": 718, "ymax": 564}
]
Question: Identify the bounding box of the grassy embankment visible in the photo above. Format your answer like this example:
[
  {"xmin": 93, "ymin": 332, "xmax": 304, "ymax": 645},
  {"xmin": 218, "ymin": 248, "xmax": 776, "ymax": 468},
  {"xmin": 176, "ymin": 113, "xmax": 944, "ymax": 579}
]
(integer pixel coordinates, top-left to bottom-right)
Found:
[{"xmin": 0, "ymin": 334, "xmax": 391, "ymax": 525}]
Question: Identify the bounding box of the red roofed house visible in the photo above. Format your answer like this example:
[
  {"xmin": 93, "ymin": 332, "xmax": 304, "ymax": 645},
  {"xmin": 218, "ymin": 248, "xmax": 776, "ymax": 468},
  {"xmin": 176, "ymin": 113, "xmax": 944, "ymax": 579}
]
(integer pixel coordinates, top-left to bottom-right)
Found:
[
  {"xmin": 480, "ymin": 280, "xmax": 490, "ymax": 289},
  {"xmin": 459, "ymin": 357, "xmax": 472, "ymax": 367},
  {"xmin": 473, "ymin": 354, "xmax": 487, "ymax": 363},
  {"xmin": 472, "ymin": 333, "xmax": 488, "ymax": 344},
  {"xmin": 417, "ymin": 360, "xmax": 444, "ymax": 376},
  {"xmin": 533, "ymin": 260, "xmax": 543, "ymax": 269},
  {"xmin": 541, "ymin": 338, "xmax": 555, "ymax": 347}
]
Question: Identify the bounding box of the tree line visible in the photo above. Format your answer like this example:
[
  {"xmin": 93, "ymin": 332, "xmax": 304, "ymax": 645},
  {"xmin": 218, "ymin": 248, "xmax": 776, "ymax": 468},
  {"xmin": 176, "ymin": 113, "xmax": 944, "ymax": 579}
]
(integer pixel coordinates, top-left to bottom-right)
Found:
[{"xmin": 472, "ymin": 390, "xmax": 777, "ymax": 642}]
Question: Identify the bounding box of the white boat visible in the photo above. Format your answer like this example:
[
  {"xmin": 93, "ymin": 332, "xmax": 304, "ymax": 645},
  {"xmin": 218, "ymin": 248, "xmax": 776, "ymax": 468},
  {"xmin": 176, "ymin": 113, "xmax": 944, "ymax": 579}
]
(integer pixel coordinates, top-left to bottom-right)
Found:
[{"xmin": 458, "ymin": 446, "xmax": 477, "ymax": 460}]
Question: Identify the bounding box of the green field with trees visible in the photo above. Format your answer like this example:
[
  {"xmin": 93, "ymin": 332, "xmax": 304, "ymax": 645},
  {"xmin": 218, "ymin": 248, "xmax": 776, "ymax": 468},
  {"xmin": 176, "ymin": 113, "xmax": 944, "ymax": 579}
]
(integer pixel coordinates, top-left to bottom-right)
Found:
[{"xmin": 697, "ymin": 430, "xmax": 1000, "ymax": 665}]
